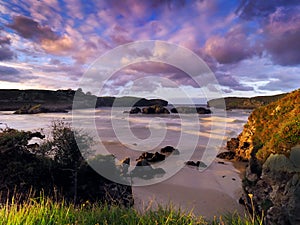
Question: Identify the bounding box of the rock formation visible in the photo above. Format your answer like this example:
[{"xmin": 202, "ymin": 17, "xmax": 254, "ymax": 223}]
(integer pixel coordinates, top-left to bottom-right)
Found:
[
  {"xmin": 170, "ymin": 107, "xmax": 211, "ymax": 114},
  {"xmin": 221, "ymin": 89, "xmax": 300, "ymax": 225},
  {"xmin": 141, "ymin": 105, "xmax": 170, "ymax": 114}
]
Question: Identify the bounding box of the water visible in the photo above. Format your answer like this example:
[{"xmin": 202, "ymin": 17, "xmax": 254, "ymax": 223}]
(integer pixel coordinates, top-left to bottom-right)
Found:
[
  {"xmin": 0, "ymin": 107, "xmax": 251, "ymax": 217},
  {"xmin": 0, "ymin": 108, "xmax": 250, "ymax": 162}
]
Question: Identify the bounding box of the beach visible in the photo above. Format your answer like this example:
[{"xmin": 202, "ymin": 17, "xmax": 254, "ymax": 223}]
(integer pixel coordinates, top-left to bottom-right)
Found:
[{"xmin": 0, "ymin": 108, "xmax": 249, "ymax": 218}]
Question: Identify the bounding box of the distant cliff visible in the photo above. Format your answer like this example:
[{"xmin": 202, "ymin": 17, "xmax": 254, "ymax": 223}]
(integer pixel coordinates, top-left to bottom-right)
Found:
[
  {"xmin": 207, "ymin": 93, "xmax": 286, "ymax": 110},
  {"xmin": 0, "ymin": 89, "xmax": 168, "ymax": 112},
  {"xmin": 222, "ymin": 89, "xmax": 300, "ymax": 225}
]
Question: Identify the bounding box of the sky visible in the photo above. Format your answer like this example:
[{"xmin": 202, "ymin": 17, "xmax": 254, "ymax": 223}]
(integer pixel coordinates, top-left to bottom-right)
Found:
[{"xmin": 0, "ymin": 0, "xmax": 299, "ymax": 102}]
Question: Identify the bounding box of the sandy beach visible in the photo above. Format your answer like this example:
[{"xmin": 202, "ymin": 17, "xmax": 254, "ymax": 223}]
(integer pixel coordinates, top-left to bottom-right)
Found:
[{"xmin": 133, "ymin": 160, "xmax": 246, "ymax": 219}]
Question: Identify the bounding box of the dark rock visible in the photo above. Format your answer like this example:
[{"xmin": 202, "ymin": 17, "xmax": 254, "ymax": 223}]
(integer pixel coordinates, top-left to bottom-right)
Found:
[
  {"xmin": 160, "ymin": 146, "xmax": 176, "ymax": 154},
  {"xmin": 129, "ymin": 107, "xmax": 141, "ymax": 114},
  {"xmin": 226, "ymin": 138, "xmax": 239, "ymax": 152},
  {"xmin": 131, "ymin": 159, "xmax": 166, "ymax": 179},
  {"xmin": 142, "ymin": 105, "xmax": 170, "ymax": 114},
  {"xmin": 170, "ymin": 107, "xmax": 211, "ymax": 114},
  {"xmin": 170, "ymin": 108, "xmax": 178, "ymax": 113},
  {"xmin": 136, "ymin": 152, "xmax": 154, "ymax": 161},
  {"xmin": 186, "ymin": 160, "xmax": 207, "ymax": 168},
  {"xmin": 217, "ymin": 161, "xmax": 225, "ymax": 164},
  {"xmin": 14, "ymin": 104, "xmax": 68, "ymax": 114},
  {"xmin": 239, "ymin": 197, "xmax": 245, "ymax": 205},
  {"xmin": 186, "ymin": 161, "xmax": 198, "ymax": 166},
  {"xmin": 217, "ymin": 151, "xmax": 236, "ymax": 160},
  {"xmin": 196, "ymin": 107, "xmax": 212, "ymax": 114},
  {"xmin": 136, "ymin": 159, "xmax": 151, "ymax": 167},
  {"xmin": 120, "ymin": 157, "xmax": 130, "ymax": 175},
  {"xmin": 148, "ymin": 152, "xmax": 165, "ymax": 163}
]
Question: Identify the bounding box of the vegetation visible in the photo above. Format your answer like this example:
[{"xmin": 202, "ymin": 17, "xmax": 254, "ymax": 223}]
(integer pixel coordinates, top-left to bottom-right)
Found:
[
  {"xmin": 0, "ymin": 121, "xmax": 132, "ymax": 206},
  {"xmin": 247, "ymin": 89, "xmax": 300, "ymax": 161},
  {"xmin": 0, "ymin": 194, "xmax": 263, "ymax": 225},
  {"xmin": 0, "ymin": 89, "xmax": 168, "ymax": 111},
  {"xmin": 207, "ymin": 93, "xmax": 286, "ymax": 110}
]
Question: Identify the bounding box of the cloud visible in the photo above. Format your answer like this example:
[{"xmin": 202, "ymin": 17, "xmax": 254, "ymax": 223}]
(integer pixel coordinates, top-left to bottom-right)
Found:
[
  {"xmin": 0, "ymin": 47, "xmax": 14, "ymax": 61},
  {"xmin": 236, "ymin": 0, "xmax": 299, "ymax": 19},
  {"xmin": 0, "ymin": 36, "xmax": 11, "ymax": 45},
  {"xmin": 8, "ymin": 15, "xmax": 59, "ymax": 41},
  {"xmin": 204, "ymin": 25, "xmax": 254, "ymax": 64},
  {"xmin": 7, "ymin": 15, "xmax": 74, "ymax": 55},
  {"xmin": 0, "ymin": 35, "xmax": 14, "ymax": 61},
  {"xmin": 215, "ymin": 71, "xmax": 254, "ymax": 91},
  {"xmin": 41, "ymin": 35, "xmax": 74, "ymax": 54},
  {"xmin": 0, "ymin": 65, "xmax": 21, "ymax": 82},
  {"xmin": 263, "ymin": 7, "xmax": 300, "ymax": 66}
]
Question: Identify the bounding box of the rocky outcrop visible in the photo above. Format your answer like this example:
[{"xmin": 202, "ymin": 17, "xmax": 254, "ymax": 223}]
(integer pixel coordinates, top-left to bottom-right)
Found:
[
  {"xmin": 170, "ymin": 107, "xmax": 211, "ymax": 114},
  {"xmin": 14, "ymin": 104, "xmax": 68, "ymax": 114},
  {"xmin": 131, "ymin": 158, "xmax": 165, "ymax": 179},
  {"xmin": 129, "ymin": 107, "xmax": 141, "ymax": 114},
  {"xmin": 102, "ymin": 96, "xmax": 168, "ymax": 107},
  {"xmin": 142, "ymin": 105, "xmax": 170, "ymax": 114},
  {"xmin": 242, "ymin": 146, "xmax": 300, "ymax": 225},
  {"xmin": 223, "ymin": 89, "xmax": 300, "ymax": 225},
  {"xmin": 160, "ymin": 146, "xmax": 179, "ymax": 155}
]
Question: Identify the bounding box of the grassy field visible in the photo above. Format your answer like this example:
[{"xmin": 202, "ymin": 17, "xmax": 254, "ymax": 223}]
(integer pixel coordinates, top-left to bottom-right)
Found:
[{"xmin": 0, "ymin": 195, "xmax": 263, "ymax": 225}]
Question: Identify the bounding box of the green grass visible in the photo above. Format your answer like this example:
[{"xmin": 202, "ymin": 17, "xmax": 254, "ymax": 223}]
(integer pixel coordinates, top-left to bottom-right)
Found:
[{"xmin": 0, "ymin": 195, "xmax": 263, "ymax": 225}]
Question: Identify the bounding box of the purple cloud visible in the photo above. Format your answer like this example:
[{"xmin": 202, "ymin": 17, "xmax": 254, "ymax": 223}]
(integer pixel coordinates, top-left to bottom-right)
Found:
[
  {"xmin": 204, "ymin": 25, "xmax": 254, "ymax": 64},
  {"xmin": 0, "ymin": 35, "xmax": 14, "ymax": 61},
  {"xmin": 263, "ymin": 7, "xmax": 300, "ymax": 66},
  {"xmin": 215, "ymin": 72, "xmax": 254, "ymax": 91},
  {"xmin": 236, "ymin": 0, "xmax": 299, "ymax": 19},
  {"xmin": 8, "ymin": 15, "xmax": 59, "ymax": 41}
]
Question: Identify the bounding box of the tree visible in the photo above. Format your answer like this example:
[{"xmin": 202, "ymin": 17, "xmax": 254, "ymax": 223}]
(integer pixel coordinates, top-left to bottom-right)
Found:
[{"xmin": 40, "ymin": 120, "xmax": 94, "ymax": 203}]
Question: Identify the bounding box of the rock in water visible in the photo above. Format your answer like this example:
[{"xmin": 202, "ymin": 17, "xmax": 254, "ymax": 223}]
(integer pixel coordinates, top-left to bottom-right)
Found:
[
  {"xmin": 129, "ymin": 107, "xmax": 141, "ymax": 114},
  {"xmin": 142, "ymin": 105, "xmax": 170, "ymax": 114}
]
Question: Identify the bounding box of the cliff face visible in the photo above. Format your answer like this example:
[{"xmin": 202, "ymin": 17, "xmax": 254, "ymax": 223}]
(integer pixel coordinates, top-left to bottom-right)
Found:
[{"xmin": 231, "ymin": 89, "xmax": 300, "ymax": 225}]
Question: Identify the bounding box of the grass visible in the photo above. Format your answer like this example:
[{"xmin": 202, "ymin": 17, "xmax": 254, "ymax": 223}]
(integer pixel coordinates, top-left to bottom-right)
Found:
[{"xmin": 0, "ymin": 194, "xmax": 263, "ymax": 225}]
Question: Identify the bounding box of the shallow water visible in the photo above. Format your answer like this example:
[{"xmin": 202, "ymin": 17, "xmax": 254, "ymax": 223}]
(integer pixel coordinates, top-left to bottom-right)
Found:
[{"xmin": 0, "ymin": 108, "xmax": 250, "ymax": 217}]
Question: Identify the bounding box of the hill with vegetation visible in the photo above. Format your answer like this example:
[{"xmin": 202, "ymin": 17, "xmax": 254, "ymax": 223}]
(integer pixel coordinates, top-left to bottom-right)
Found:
[
  {"xmin": 0, "ymin": 89, "xmax": 167, "ymax": 112},
  {"xmin": 207, "ymin": 93, "xmax": 287, "ymax": 110},
  {"xmin": 221, "ymin": 89, "xmax": 300, "ymax": 225}
]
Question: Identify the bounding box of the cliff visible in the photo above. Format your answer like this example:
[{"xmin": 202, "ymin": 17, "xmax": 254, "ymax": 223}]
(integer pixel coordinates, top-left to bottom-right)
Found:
[
  {"xmin": 207, "ymin": 93, "xmax": 286, "ymax": 110},
  {"xmin": 223, "ymin": 89, "xmax": 300, "ymax": 225}
]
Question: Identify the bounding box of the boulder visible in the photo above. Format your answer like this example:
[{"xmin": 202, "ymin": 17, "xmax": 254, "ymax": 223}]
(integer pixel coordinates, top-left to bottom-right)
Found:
[
  {"xmin": 129, "ymin": 107, "xmax": 141, "ymax": 114},
  {"xmin": 196, "ymin": 107, "xmax": 212, "ymax": 114},
  {"xmin": 148, "ymin": 152, "xmax": 165, "ymax": 163},
  {"xmin": 217, "ymin": 151, "xmax": 236, "ymax": 160},
  {"xmin": 186, "ymin": 160, "xmax": 207, "ymax": 168},
  {"xmin": 136, "ymin": 152, "xmax": 154, "ymax": 161},
  {"xmin": 160, "ymin": 146, "xmax": 178, "ymax": 154}
]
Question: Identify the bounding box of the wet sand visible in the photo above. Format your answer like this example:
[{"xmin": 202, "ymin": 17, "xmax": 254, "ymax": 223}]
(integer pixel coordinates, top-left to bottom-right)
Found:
[{"xmin": 133, "ymin": 160, "xmax": 245, "ymax": 219}]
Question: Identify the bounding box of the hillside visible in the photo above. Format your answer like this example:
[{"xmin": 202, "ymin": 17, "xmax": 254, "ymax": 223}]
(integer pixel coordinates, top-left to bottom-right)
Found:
[
  {"xmin": 230, "ymin": 89, "xmax": 300, "ymax": 162},
  {"xmin": 223, "ymin": 89, "xmax": 300, "ymax": 225},
  {"xmin": 207, "ymin": 93, "xmax": 287, "ymax": 110},
  {"xmin": 0, "ymin": 89, "xmax": 168, "ymax": 111}
]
